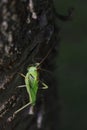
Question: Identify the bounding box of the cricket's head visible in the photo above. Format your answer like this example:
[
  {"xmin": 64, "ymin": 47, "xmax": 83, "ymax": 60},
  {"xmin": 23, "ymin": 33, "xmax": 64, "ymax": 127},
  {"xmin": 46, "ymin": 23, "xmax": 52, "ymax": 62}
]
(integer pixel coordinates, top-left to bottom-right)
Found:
[
  {"xmin": 27, "ymin": 63, "xmax": 39, "ymax": 72},
  {"xmin": 35, "ymin": 63, "xmax": 40, "ymax": 67},
  {"xmin": 27, "ymin": 66, "xmax": 37, "ymax": 73},
  {"xmin": 27, "ymin": 63, "xmax": 40, "ymax": 72}
]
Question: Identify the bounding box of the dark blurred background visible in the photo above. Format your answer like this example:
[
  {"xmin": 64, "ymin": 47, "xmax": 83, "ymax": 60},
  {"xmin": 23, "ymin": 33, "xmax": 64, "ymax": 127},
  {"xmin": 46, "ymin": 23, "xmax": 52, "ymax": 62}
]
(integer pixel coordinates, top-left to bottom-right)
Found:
[{"xmin": 54, "ymin": 0, "xmax": 87, "ymax": 129}]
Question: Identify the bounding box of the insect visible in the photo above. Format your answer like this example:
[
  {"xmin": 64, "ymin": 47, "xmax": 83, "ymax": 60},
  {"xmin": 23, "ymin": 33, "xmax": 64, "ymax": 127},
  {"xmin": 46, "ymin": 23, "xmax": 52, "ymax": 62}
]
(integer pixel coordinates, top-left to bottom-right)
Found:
[
  {"xmin": 13, "ymin": 62, "xmax": 48, "ymax": 117},
  {"xmin": 13, "ymin": 46, "xmax": 54, "ymax": 117}
]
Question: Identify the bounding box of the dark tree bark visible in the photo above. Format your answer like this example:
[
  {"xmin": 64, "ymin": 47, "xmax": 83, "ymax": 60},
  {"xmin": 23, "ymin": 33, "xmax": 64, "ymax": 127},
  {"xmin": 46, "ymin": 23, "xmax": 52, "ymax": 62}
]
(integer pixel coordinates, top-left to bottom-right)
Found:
[{"xmin": 0, "ymin": 0, "xmax": 73, "ymax": 130}]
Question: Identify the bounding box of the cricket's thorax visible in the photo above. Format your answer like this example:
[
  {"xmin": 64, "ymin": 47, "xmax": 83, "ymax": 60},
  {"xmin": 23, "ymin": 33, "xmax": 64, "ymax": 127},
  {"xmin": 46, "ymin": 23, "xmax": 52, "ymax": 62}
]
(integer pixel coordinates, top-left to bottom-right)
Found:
[
  {"xmin": 25, "ymin": 66, "xmax": 39, "ymax": 105},
  {"xmin": 28, "ymin": 66, "xmax": 38, "ymax": 79}
]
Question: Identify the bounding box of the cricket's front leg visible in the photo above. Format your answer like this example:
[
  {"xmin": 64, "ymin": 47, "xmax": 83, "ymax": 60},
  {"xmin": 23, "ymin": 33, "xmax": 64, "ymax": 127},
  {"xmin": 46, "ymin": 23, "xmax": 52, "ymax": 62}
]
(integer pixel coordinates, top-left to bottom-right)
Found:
[{"xmin": 18, "ymin": 72, "xmax": 26, "ymax": 78}]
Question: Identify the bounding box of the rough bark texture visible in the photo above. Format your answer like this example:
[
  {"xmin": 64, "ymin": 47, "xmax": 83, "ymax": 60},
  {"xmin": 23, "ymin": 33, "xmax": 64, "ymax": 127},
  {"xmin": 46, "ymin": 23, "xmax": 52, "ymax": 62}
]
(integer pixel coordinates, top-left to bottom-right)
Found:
[{"xmin": 0, "ymin": 0, "xmax": 73, "ymax": 130}]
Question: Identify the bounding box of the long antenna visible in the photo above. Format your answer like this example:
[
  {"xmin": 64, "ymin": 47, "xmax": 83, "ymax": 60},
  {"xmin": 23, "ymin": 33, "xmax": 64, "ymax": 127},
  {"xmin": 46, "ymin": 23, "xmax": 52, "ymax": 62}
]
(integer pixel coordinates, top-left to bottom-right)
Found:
[{"xmin": 37, "ymin": 43, "xmax": 55, "ymax": 67}]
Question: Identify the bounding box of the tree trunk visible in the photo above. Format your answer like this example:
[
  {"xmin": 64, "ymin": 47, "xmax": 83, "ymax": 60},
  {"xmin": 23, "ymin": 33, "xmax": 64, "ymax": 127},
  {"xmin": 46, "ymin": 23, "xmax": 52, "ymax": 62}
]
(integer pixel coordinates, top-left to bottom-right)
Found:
[{"xmin": 0, "ymin": 0, "xmax": 73, "ymax": 130}]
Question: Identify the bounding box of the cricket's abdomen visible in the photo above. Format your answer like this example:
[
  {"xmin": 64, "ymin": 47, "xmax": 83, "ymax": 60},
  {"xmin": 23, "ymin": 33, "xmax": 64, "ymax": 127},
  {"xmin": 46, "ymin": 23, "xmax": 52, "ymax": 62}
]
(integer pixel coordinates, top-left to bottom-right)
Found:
[{"xmin": 25, "ymin": 69, "xmax": 39, "ymax": 105}]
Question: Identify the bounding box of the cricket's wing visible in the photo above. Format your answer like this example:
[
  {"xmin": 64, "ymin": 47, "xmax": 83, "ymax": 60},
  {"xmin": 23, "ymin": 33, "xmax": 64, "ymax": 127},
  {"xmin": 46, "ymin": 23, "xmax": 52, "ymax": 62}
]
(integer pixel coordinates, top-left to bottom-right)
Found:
[{"xmin": 25, "ymin": 73, "xmax": 38, "ymax": 105}]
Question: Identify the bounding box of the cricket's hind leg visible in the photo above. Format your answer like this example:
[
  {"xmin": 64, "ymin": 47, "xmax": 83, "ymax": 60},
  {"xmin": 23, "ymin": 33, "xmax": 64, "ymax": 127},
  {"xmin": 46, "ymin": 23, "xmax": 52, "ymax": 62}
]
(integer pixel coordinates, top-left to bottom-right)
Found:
[{"xmin": 13, "ymin": 102, "xmax": 32, "ymax": 117}]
